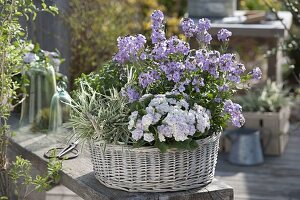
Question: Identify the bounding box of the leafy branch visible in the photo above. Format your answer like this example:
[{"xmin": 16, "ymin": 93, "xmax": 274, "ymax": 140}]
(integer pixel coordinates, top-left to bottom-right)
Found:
[
  {"xmin": 0, "ymin": 0, "xmax": 59, "ymax": 197},
  {"xmin": 9, "ymin": 156, "xmax": 62, "ymax": 200}
]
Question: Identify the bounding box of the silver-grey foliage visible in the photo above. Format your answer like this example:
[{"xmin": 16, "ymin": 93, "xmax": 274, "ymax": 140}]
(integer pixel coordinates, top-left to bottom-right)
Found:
[
  {"xmin": 66, "ymin": 82, "xmax": 131, "ymax": 144},
  {"xmin": 236, "ymin": 80, "xmax": 291, "ymax": 112}
]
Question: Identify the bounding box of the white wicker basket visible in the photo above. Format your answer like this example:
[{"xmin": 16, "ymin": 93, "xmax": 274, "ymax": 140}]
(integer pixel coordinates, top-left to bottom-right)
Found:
[{"xmin": 89, "ymin": 132, "xmax": 221, "ymax": 192}]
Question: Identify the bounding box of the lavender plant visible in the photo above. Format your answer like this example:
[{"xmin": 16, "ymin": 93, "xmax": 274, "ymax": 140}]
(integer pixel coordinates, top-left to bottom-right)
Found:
[{"xmin": 70, "ymin": 10, "xmax": 262, "ymax": 151}]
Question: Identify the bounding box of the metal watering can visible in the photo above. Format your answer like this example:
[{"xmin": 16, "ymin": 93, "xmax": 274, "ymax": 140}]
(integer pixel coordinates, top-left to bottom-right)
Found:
[{"xmin": 225, "ymin": 128, "xmax": 264, "ymax": 165}]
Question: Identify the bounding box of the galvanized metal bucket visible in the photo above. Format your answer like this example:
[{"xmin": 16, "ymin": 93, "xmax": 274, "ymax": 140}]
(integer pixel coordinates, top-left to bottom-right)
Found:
[{"xmin": 226, "ymin": 128, "xmax": 264, "ymax": 165}]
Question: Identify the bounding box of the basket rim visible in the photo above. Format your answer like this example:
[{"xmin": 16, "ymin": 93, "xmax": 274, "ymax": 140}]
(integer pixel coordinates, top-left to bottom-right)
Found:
[{"xmin": 90, "ymin": 132, "xmax": 221, "ymax": 153}]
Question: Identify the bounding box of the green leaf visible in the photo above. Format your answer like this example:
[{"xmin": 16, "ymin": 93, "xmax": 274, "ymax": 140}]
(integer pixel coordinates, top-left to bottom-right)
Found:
[
  {"xmin": 15, "ymin": 12, "xmax": 23, "ymax": 16},
  {"xmin": 155, "ymin": 141, "xmax": 168, "ymax": 153},
  {"xmin": 33, "ymin": 43, "xmax": 40, "ymax": 53},
  {"xmin": 18, "ymin": 31, "xmax": 25, "ymax": 37},
  {"xmin": 189, "ymin": 140, "xmax": 199, "ymax": 150},
  {"xmin": 41, "ymin": 2, "xmax": 47, "ymax": 9},
  {"xmin": 32, "ymin": 12, "xmax": 37, "ymax": 20},
  {"xmin": 49, "ymin": 6, "xmax": 59, "ymax": 14},
  {"xmin": 168, "ymin": 139, "xmax": 199, "ymax": 151}
]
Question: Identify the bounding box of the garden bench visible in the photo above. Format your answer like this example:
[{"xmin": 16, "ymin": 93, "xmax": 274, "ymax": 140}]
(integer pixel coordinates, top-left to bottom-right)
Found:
[{"xmin": 8, "ymin": 127, "xmax": 233, "ymax": 200}]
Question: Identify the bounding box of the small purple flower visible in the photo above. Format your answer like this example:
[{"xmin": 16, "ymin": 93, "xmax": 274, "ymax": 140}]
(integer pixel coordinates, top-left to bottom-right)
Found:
[
  {"xmin": 201, "ymin": 50, "xmax": 220, "ymax": 78},
  {"xmin": 152, "ymin": 42, "xmax": 167, "ymax": 60},
  {"xmin": 151, "ymin": 29, "xmax": 166, "ymax": 44},
  {"xmin": 138, "ymin": 70, "xmax": 160, "ymax": 88},
  {"xmin": 185, "ymin": 59, "xmax": 197, "ymax": 71},
  {"xmin": 172, "ymin": 71, "xmax": 181, "ymax": 82},
  {"xmin": 249, "ymin": 67, "xmax": 262, "ymax": 80},
  {"xmin": 214, "ymin": 98, "xmax": 222, "ymax": 103},
  {"xmin": 114, "ymin": 34, "xmax": 147, "ymax": 63},
  {"xmin": 227, "ymin": 73, "xmax": 241, "ymax": 83},
  {"xmin": 181, "ymin": 18, "xmax": 197, "ymax": 38},
  {"xmin": 166, "ymin": 36, "xmax": 190, "ymax": 55},
  {"xmin": 151, "ymin": 10, "xmax": 164, "ymax": 29},
  {"xmin": 157, "ymin": 125, "xmax": 173, "ymax": 138},
  {"xmin": 139, "ymin": 73, "xmax": 152, "ymax": 88},
  {"xmin": 140, "ymin": 52, "xmax": 147, "ymax": 60},
  {"xmin": 217, "ymin": 29, "xmax": 232, "ymax": 42},
  {"xmin": 224, "ymin": 100, "xmax": 245, "ymax": 127},
  {"xmin": 196, "ymin": 31, "xmax": 212, "ymax": 44},
  {"xmin": 218, "ymin": 84, "xmax": 229, "ymax": 92},
  {"xmin": 184, "ymin": 78, "xmax": 191, "ymax": 84},
  {"xmin": 136, "ymin": 34, "xmax": 147, "ymax": 47},
  {"xmin": 208, "ymin": 65, "xmax": 219, "ymax": 78},
  {"xmin": 151, "ymin": 10, "xmax": 166, "ymax": 44},
  {"xmin": 192, "ymin": 77, "xmax": 204, "ymax": 92},
  {"xmin": 232, "ymin": 63, "xmax": 246, "ymax": 75},
  {"xmin": 150, "ymin": 70, "xmax": 161, "ymax": 80},
  {"xmin": 192, "ymin": 78, "xmax": 198, "ymax": 86},
  {"xmin": 126, "ymin": 87, "xmax": 140, "ymax": 103},
  {"xmin": 160, "ymin": 62, "xmax": 185, "ymax": 83},
  {"xmin": 219, "ymin": 53, "xmax": 234, "ymax": 72},
  {"xmin": 194, "ymin": 87, "xmax": 200, "ymax": 92},
  {"xmin": 195, "ymin": 49, "xmax": 208, "ymax": 64},
  {"xmin": 178, "ymin": 84, "xmax": 185, "ymax": 92},
  {"xmin": 199, "ymin": 78, "xmax": 205, "ymax": 86},
  {"xmin": 198, "ymin": 18, "xmax": 211, "ymax": 32}
]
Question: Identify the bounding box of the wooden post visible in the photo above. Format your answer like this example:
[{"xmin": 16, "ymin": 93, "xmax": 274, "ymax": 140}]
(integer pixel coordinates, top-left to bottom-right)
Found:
[{"xmin": 267, "ymin": 37, "xmax": 284, "ymax": 85}]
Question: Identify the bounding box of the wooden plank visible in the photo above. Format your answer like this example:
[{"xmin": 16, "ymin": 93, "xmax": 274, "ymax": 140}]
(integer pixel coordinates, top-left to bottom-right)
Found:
[
  {"xmin": 215, "ymin": 123, "xmax": 300, "ymax": 200},
  {"xmin": 207, "ymin": 11, "xmax": 293, "ymax": 38},
  {"xmin": 7, "ymin": 127, "xmax": 233, "ymax": 200},
  {"xmin": 158, "ymin": 180, "xmax": 233, "ymax": 200}
]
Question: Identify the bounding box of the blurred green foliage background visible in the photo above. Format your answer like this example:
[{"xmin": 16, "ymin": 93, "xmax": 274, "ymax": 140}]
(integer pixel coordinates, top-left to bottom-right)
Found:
[{"xmin": 67, "ymin": 0, "xmax": 187, "ymax": 87}]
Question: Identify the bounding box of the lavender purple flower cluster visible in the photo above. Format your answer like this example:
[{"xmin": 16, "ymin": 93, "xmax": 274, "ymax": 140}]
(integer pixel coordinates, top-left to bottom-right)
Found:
[
  {"xmin": 181, "ymin": 18, "xmax": 212, "ymax": 44},
  {"xmin": 112, "ymin": 10, "xmax": 262, "ymax": 140},
  {"xmin": 151, "ymin": 36, "xmax": 190, "ymax": 60},
  {"xmin": 114, "ymin": 34, "xmax": 146, "ymax": 63},
  {"xmin": 180, "ymin": 18, "xmax": 233, "ymax": 44},
  {"xmin": 224, "ymin": 100, "xmax": 245, "ymax": 127},
  {"xmin": 151, "ymin": 10, "xmax": 166, "ymax": 44},
  {"xmin": 138, "ymin": 70, "xmax": 160, "ymax": 88}
]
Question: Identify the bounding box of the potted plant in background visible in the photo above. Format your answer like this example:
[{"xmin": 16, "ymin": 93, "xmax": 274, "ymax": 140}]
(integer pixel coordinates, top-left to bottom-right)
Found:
[
  {"xmin": 67, "ymin": 10, "xmax": 261, "ymax": 192},
  {"xmin": 19, "ymin": 44, "xmax": 69, "ymax": 132},
  {"xmin": 223, "ymin": 80, "xmax": 291, "ymax": 155}
]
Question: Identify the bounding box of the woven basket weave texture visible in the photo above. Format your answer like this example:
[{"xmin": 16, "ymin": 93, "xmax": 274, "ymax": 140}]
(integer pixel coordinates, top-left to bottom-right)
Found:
[{"xmin": 89, "ymin": 133, "xmax": 220, "ymax": 192}]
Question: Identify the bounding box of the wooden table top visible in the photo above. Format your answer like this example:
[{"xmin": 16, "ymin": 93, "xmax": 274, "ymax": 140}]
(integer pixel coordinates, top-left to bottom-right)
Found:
[
  {"xmin": 193, "ymin": 11, "xmax": 293, "ymax": 38},
  {"xmin": 8, "ymin": 126, "xmax": 233, "ymax": 200}
]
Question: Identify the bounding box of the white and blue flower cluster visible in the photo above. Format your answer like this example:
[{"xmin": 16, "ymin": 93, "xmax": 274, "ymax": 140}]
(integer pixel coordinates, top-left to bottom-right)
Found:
[{"xmin": 128, "ymin": 94, "xmax": 211, "ymax": 143}]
